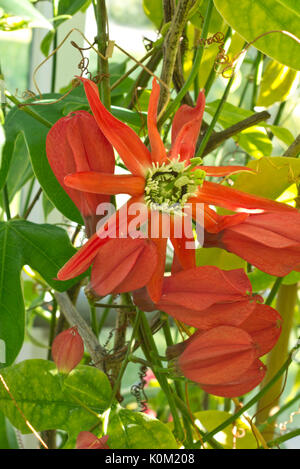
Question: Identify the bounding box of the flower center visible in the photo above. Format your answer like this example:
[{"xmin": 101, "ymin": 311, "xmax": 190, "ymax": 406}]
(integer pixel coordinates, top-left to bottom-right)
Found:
[{"xmin": 144, "ymin": 157, "xmax": 206, "ymax": 213}]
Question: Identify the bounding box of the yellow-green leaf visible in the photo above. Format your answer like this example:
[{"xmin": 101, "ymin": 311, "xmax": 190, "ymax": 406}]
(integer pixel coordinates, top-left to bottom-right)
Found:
[
  {"xmin": 213, "ymin": 0, "xmax": 300, "ymax": 70},
  {"xmin": 257, "ymin": 61, "xmax": 299, "ymax": 107}
]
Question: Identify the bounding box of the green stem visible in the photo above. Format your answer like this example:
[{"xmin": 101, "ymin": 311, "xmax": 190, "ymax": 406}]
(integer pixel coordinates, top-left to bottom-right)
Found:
[
  {"xmin": 108, "ymin": 308, "xmax": 142, "ymax": 409},
  {"xmin": 265, "ymin": 277, "xmax": 283, "ymax": 306},
  {"xmin": 95, "ymin": 0, "xmax": 110, "ymax": 109},
  {"xmin": 22, "ymin": 177, "xmax": 35, "ymax": 217},
  {"xmin": 157, "ymin": 0, "xmax": 214, "ymax": 129},
  {"xmin": 265, "ymin": 429, "xmax": 300, "ymax": 448},
  {"xmin": 47, "ymin": 298, "xmax": 57, "ymax": 361},
  {"xmin": 89, "ymin": 301, "xmax": 98, "ymax": 337},
  {"xmin": 5, "ymin": 93, "xmax": 52, "ymax": 128},
  {"xmin": 139, "ymin": 310, "xmax": 185, "ymax": 442},
  {"xmin": 2, "ymin": 184, "xmax": 11, "ymax": 220},
  {"xmin": 196, "ymin": 73, "xmax": 235, "ymax": 157},
  {"xmin": 51, "ymin": 31, "xmax": 58, "ymax": 93}
]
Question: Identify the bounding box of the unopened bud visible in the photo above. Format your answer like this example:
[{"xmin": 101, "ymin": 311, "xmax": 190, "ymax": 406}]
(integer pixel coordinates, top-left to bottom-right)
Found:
[
  {"xmin": 52, "ymin": 326, "xmax": 84, "ymax": 374},
  {"xmin": 76, "ymin": 432, "xmax": 110, "ymax": 449}
]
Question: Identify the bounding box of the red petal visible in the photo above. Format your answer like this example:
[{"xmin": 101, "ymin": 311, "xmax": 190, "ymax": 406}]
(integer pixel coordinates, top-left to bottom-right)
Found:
[
  {"xmin": 200, "ymin": 166, "xmax": 256, "ymax": 177},
  {"xmin": 171, "ymin": 91, "xmax": 205, "ymax": 163},
  {"xmin": 64, "ymin": 172, "xmax": 145, "ymax": 196},
  {"xmin": 147, "ymin": 78, "xmax": 167, "ymax": 164},
  {"xmin": 78, "ymin": 77, "xmax": 151, "ymax": 176},
  {"xmin": 46, "ymin": 110, "xmax": 114, "ymax": 216},
  {"xmin": 146, "ymin": 236, "xmax": 167, "ymax": 303},
  {"xmin": 240, "ymin": 304, "xmax": 282, "ymax": 357},
  {"xmin": 194, "ymin": 181, "xmax": 296, "ymax": 213},
  {"xmin": 160, "ymin": 298, "xmax": 256, "ymax": 330},
  {"xmin": 57, "ymin": 197, "xmax": 144, "ymax": 280},
  {"xmin": 91, "ymin": 238, "xmax": 158, "ymax": 296},
  {"xmin": 201, "ymin": 359, "xmax": 266, "ymax": 397},
  {"xmin": 169, "ymin": 215, "xmax": 196, "ymax": 269},
  {"xmin": 178, "ymin": 326, "xmax": 256, "ymax": 385}
]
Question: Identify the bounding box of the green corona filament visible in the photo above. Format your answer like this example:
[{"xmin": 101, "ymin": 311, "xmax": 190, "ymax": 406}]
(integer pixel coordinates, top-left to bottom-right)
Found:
[{"xmin": 144, "ymin": 157, "xmax": 206, "ymax": 214}]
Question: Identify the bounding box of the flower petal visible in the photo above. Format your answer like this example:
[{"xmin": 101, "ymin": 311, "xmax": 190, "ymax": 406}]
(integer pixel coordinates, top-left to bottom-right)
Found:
[
  {"xmin": 200, "ymin": 166, "xmax": 256, "ymax": 177},
  {"xmin": 170, "ymin": 91, "xmax": 205, "ymax": 163},
  {"xmin": 147, "ymin": 78, "xmax": 167, "ymax": 165},
  {"xmin": 201, "ymin": 359, "xmax": 266, "ymax": 397},
  {"xmin": 64, "ymin": 172, "xmax": 145, "ymax": 196},
  {"xmin": 57, "ymin": 197, "xmax": 143, "ymax": 280},
  {"xmin": 178, "ymin": 326, "xmax": 256, "ymax": 385},
  {"xmin": 91, "ymin": 238, "xmax": 158, "ymax": 296},
  {"xmin": 78, "ymin": 77, "xmax": 151, "ymax": 176},
  {"xmin": 194, "ymin": 181, "xmax": 296, "ymax": 213}
]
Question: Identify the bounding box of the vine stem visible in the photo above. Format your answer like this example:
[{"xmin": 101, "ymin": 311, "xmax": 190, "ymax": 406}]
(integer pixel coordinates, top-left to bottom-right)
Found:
[
  {"xmin": 138, "ymin": 310, "xmax": 185, "ymax": 442},
  {"xmin": 196, "ymin": 73, "xmax": 235, "ymax": 157},
  {"xmin": 157, "ymin": 0, "xmax": 214, "ymax": 128},
  {"xmin": 107, "ymin": 308, "xmax": 142, "ymax": 409},
  {"xmin": 95, "ymin": 0, "xmax": 110, "ymax": 109}
]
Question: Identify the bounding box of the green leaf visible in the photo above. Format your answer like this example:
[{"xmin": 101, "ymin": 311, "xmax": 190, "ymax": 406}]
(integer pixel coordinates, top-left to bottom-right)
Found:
[
  {"xmin": 257, "ymin": 61, "xmax": 299, "ymax": 107},
  {"xmin": 197, "ymin": 247, "xmax": 245, "ymax": 270},
  {"xmin": 0, "ymin": 410, "xmax": 18, "ymax": 448},
  {"xmin": 0, "ymin": 360, "xmax": 111, "ymax": 446},
  {"xmin": 0, "ymin": 133, "xmax": 33, "ymax": 209},
  {"xmin": 213, "ymin": 0, "xmax": 300, "ymax": 70},
  {"xmin": 247, "ymin": 270, "xmax": 275, "ymax": 292},
  {"xmin": 42, "ymin": 192, "xmax": 55, "ymax": 221},
  {"xmin": 233, "ymin": 156, "xmax": 300, "ymax": 200},
  {"xmin": 0, "ymin": 94, "xmax": 83, "ymax": 224},
  {"xmin": 107, "ymin": 406, "xmax": 178, "ymax": 449},
  {"xmin": 143, "ymin": 0, "xmax": 163, "ymax": 29},
  {"xmin": 194, "ymin": 410, "xmax": 257, "ymax": 449},
  {"xmin": 0, "ymin": 0, "xmax": 53, "ymax": 29},
  {"xmin": 0, "ymin": 220, "xmax": 81, "ymax": 366}
]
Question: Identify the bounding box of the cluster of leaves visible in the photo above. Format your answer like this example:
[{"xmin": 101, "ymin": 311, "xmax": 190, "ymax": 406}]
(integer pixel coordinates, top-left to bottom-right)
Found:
[{"xmin": 0, "ymin": 0, "xmax": 299, "ymax": 450}]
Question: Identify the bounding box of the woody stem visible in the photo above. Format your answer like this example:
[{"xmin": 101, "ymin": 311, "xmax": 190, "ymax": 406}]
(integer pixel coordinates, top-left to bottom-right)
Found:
[{"xmin": 95, "ymin": 0, "xmax": 110, "ymax": 109}]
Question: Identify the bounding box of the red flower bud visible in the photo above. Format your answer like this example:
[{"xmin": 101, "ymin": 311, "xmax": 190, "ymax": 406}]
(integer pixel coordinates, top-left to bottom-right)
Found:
[
  {"xmin": 76, "ymin": 432, "xmax": 110, "ymax": 449},
  {"xmin": 201, "ymin": 359, "xmax": 266, "ymax": 398},
  {"xmin": 177, "ymin": 326, "xmax": 256, "ymax": 385},
  {"xmin": 52, "ymin": 326, "xmax": 84, "ymax": 374},
  {"xmin": 46, "ymin": 110, "xmax": 115, "ymax": 236}
]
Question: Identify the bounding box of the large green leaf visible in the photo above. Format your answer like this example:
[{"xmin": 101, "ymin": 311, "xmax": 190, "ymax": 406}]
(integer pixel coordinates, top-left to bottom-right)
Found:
[
  {"xmin": 257, "ymin": 60, "xmax": 299, "ymax": 107},
  {"xmin": 0, "ymin": 360, "xmax": 111, "ymax": 446},
  {"xmin": 143, "ymin": 0, "xmax": 163, "ymax": 29},
  {"xmin": 0, "ymin": 220, "xmax": 81, "ymax": 366},
  {"xmin": 213, "ymin": 0, "xmax": 300, "ymax": 70},
  {"xmin": 233, "ymin": 156, "xmax": 300, "ymax": 200},
  {"xmin": 107, "ymin": 406, "xmax": 178, "ymax": 449},
  {"xmin": 0, "ymin": 0, "xmax": 53, "ymax": 29}
]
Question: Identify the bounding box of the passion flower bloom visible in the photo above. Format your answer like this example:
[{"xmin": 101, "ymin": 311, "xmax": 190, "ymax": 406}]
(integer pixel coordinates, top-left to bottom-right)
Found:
[
  {"xmin": 52, "ymin": 326, "xmax": 84, "ymax": 374},
  {"xmin": 76, "ymin": 432, "xmax": 110, "ymax": 449},
  {"xmin": 46, "ymin": 110, "xmax": 115, "ymax": 237},
  {"xmin": 203, "ymin": 209, "xmax": 300, "ymax": 276},
  {"xmin": 56, "ymin": 77, "xmax": 294, "ymax": 301}
]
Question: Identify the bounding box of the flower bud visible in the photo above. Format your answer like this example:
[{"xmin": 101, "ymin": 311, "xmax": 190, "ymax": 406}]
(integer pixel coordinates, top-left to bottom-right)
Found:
[
  {"xmin": 46, "ymin": 110, "xmax": 115, "ymax": 236},
  {"xmin": 52, "ymin": 326, "xmax": 84, "ymax": 374},
  {"xmin": 76, "ymin": 432, "xmax": 110, "ymax": 449}
]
